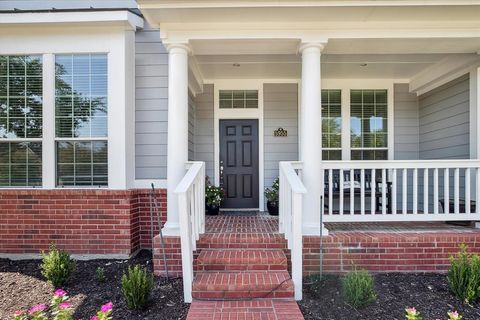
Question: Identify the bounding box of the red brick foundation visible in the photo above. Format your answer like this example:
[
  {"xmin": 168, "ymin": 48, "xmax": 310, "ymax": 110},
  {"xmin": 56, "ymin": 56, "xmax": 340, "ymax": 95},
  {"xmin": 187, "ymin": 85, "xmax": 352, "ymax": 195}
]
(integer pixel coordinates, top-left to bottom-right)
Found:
[
  {"xmin": 153, "ymin": 235, "xmax": 182, "ymax": 277},
  {"xmin": 0, "ymin": 188, "xmax": 166, "ymax": 256},
  {"xmin": 304, "ymin": 232, "xmax": 480, "ymax": 275}
]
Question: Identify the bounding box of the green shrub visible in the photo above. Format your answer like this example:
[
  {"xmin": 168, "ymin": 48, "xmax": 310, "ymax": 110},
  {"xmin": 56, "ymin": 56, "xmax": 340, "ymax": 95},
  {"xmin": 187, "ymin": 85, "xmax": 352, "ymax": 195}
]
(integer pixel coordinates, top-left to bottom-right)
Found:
[
  {"xmin": 96, "ymin": 266, "xmax": 106, "ymax": 283},
  {"xmin": 40, "ymin": 244, "xmax": 76, "ymax": 287},
  {"xmin": 448, "ymin": 244, "xmax": 480, "ymax": 304},
  {"xmin": 342, "ymin": 268, "xmax": 376, "ymax": 308},
  {"xmin": 121, "ymin": 265, "xmax": 154, "ymax": 310}
]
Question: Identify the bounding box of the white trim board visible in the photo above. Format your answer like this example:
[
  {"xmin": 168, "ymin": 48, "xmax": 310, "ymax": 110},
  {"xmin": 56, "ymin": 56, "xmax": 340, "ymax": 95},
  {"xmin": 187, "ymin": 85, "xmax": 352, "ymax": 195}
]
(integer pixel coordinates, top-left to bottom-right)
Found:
[{"xmin": 213, "ymin": 79, "xmax": 265, "ymax": 211}]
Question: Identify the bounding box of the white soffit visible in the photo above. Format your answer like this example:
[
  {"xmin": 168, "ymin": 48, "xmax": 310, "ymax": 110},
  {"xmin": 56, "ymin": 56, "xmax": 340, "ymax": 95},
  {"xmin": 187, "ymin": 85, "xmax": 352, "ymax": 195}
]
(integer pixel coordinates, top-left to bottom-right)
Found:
[{"xmin": 196, "ymin": 53, "xmax": 453, "ymax": 80}]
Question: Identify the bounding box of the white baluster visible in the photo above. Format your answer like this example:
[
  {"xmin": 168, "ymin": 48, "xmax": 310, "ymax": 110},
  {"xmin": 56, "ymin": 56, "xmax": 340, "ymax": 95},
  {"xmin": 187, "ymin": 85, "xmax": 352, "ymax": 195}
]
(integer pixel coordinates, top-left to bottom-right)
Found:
[
  {"xmin": 454, "ymin": 168, "xmax": 460, "ymax": 214},
  {"xmin": 444, "ymin": 168, "xmax": 450, "ymax": 214},
  {"xmin": 424, "ymin": 168, "xmax": 429, "ymax": 214},
  {"xmin": 433, "ymin": 168, "xmax": 439, "ymax": 214},
  {"xmin": 350, "ymin": 169, "xmax": 355, "ymax": 215},
  {"xmin": 339, "ymin": 169, "xmax": 344, "ymax": 215},
  {"xmin": 402, "ymin": 169, "xmax": 407, "ymax": 214},
  {"xmin": 466, "ymin": 168, "xmax": 471, "ymax": 214},
  {"xmin": 382, "ymin": 169, "xmax": 386, "ymax": 215},
  {"xmin": 329, "ymin": 169, "xmax": 333, "ymax": 215},
  {"xmin": 413, "ymin": 168, "xmax": 418, "ymax": 214},
  {"xmin": 477, "ymin": 168, "xmax": 480, "ymax": 214},
  {"xmin": 371, "ymin": 169, "xmax": 376, "ymax": 215},
  {"xmin": 392, "ymin": 169, "xmax": 397, "ymax": 214},
  {"xmin": 361, "ymin": 169, "xmax": 365, "ymax": 215}
]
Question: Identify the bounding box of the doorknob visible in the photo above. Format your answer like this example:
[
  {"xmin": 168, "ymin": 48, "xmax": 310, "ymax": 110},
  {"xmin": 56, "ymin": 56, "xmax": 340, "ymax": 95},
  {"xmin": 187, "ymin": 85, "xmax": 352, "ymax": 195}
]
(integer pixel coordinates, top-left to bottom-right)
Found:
[{"xmin": 219, "ymin": 160, "xmax": 224, "ymax": 185}]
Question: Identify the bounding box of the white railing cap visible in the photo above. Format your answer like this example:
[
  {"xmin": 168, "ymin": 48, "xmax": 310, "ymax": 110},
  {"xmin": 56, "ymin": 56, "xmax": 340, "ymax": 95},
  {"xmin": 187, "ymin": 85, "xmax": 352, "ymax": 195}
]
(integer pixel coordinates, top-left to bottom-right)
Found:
[
  {"xmin": 280, "ymin": 161, "xmax": 307, "ymax": 194},
  {"xmin": 174, "ymin": 161, "xmax": 205, "ymax": 194},
  {"xmin": 322, "ymin": 159, "xmax": 480, "ymax": 170}
]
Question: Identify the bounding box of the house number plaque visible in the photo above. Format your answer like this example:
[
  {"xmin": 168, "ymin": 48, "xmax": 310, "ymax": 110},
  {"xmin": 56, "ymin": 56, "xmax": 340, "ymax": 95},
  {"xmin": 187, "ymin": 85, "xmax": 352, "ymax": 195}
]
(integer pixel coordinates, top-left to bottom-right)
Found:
[{"xmin": 274, "ymin": 127, "xmax": 288, "ymax": 137}]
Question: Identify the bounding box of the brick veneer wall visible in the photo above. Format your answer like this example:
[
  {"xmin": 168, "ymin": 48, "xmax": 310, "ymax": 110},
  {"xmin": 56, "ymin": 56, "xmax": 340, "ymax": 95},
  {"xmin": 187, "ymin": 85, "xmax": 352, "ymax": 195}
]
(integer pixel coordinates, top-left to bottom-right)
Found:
[
  {"xmin": 0, "ymin": 188, "xmax": 166, "ymax": 256},
  {"xmin": 304, "ymin": 232, "xmax": 480, "ymax": 275},
  {"xmin": 153, "ymin": 235, "xmax": 182, "ymax": 277}
]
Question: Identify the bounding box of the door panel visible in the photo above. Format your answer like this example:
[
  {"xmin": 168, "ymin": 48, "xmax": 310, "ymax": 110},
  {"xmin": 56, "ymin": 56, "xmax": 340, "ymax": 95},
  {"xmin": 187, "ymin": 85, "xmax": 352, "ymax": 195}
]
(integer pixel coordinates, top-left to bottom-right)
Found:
[{"xmin": 220, "ymin": 119, "xmax": 259, "ymax": 208}]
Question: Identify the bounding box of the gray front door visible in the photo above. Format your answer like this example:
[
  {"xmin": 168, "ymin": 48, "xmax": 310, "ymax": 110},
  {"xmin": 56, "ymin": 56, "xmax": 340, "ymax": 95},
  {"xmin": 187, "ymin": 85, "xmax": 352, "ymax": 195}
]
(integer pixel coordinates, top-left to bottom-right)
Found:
[{"xmin": 219, "ymin": 119, "xmax": 259, "ymax": 208}]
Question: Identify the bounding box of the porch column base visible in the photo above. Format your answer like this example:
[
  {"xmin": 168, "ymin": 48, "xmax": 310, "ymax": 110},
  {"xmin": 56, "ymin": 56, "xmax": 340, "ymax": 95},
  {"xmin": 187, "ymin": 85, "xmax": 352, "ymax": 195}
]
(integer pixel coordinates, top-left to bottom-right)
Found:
[
  {"xmin": 162, "ymin": 221, "xmax": 180, "ymax": 236},
  {"xmin": 303, "ymin": 223, "xmax": 329, "ymax": 236}
]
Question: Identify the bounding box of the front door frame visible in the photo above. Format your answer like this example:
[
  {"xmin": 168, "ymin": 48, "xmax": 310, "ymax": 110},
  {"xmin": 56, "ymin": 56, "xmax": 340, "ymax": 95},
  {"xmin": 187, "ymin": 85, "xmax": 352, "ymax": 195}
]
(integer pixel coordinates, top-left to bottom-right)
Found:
[{"xmin": 212, "ymin": 80, "xmax": 265, "ymax": 211}]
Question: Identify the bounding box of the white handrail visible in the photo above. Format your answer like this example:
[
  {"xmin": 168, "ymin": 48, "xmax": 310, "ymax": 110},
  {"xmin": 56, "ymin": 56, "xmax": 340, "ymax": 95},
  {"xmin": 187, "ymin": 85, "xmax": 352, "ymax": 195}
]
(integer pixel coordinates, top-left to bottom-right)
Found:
[
  {"xmin": 279, "ymin": 161, "xmax": 306, "ymax": 301},
  {"xmin": 322, "ymin": 159, "xmax": 480, "ymax": 222},
  {"xmin": 174, "ymin": 161, "xmax": 205, "ymax": 303}
]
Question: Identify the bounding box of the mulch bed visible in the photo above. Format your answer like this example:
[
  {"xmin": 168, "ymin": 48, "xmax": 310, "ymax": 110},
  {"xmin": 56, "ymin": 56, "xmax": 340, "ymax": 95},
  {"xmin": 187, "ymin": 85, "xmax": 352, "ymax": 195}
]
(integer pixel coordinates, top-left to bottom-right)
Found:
[
  {"xmin": 300, "ymin": 273, "xmax": 480, "ymax": 320},
  {"xmin": 0, "ymin": 250, "xmax": 188, "ymax": 320}
]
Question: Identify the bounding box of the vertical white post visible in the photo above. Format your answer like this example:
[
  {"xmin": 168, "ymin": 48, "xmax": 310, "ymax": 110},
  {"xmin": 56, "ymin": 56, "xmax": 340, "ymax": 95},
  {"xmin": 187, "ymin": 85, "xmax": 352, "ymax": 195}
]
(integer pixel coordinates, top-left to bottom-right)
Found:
[
  {"xmin": 402, "ymin": 169, "xmax": 407, "ymax": 214},
  {"xmin": 434, "ymin": 168, "xmax": 439, "ymax": 214},
  {"xmin": 360, "ymin": 169, "xmax": 365, "ymax": 214},
  {"xmin": 178, "ymin": 193, "xmax": 193, "ymax": 303},
  {"xmin": 42, "ymin": 54, "xmax": 55, "ymax": 189},
  {"xmin": 454, "ymin": 168, "xmax": 460, "ymax": 213},
  {"xmin": 392, "ymin": 169, "xmax": 397, "ymax": 214},
  {"xmin": 381, "ymin": 169, "xmax": 386, "ymax": 215},
  {"xmin": 444, "ymin": 168, "xmax": 450, "ymax": 214},
  {"xmin": 164, "ymin": 43, "xmax": 190, "ymax": 235},
  {"xmin": 371, "ymin": 169, "xmax": 376, "ymax": 214},
  {"xmin": 466, "ymin": 168, "xmax": 471, "ymax": 214},
  {"xmin": 299, "ymin": 42, "xmax": 327, "ymax": 235},
  {"xmin": 424, "ymin": 168, "xmax": 429, "ymax": 214},
  {"xmin": 328, "ymin": 169, "xmax": 333, "ymax": 215},
  {"xmin": 413, "ymin": 168, "xmax": 418, "ymax": 214},
  {"xmin": 350, "ymin": 169, "xmax": 354, "ymax": 214},
  {"xmin": 292, "ymin": 192, "xmax": 303, "ymax": 301}
]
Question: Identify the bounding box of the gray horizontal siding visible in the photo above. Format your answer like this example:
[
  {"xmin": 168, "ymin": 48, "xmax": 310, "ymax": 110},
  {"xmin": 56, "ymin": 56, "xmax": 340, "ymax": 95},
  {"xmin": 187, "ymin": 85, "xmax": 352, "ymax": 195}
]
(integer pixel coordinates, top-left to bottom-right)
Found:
[
  {"xmin": 0, "ymin": 1, "xmax": 137, "ymax": 10},
  {"xmin": 264, "ymin": 83, "xmax": 299, "ymax": 192},
  {"xmin": 194, "ymin": 84, "xmax": 215, "ymax": 180},
  {"xmin": 135, "ymin": 23, "xmax": 168, "ymax": 180},
  {"xmin": 393, "ymin": 83, "xmax": 419, "ymax": 160},
  {"xmin": 419, "ymin": 74, "xmax": 470, "ymax": 160}
]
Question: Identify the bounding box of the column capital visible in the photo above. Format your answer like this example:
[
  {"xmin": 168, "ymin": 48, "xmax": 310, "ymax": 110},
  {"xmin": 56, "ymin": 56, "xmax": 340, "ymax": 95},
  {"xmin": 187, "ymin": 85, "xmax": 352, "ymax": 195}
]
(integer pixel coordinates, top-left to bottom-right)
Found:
[
  {"xmin": 298, "ymin": 42, "xmax": 327, "ymax": 55},
  {"xmin": 165, "ymin": 43, "xmax": 192, "ymax": 55}
]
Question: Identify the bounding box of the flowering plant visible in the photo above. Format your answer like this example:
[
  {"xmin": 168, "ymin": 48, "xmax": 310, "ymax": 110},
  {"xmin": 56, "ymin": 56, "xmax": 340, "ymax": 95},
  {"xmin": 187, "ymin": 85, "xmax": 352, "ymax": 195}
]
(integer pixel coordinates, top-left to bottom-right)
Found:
[
  {"xmin": 264, "ymin": 178, "xmax": 279, "ymax": 205},
  {"xmin": 12, "ymin": 290, "xmax": 112, "ymax": 320},
  {"xmin": 405, "ymin": 307, "xmax": 462, "ymax": 320},
  {"xmin": 205, "ymin": 177, "xmax": 224, "ymax": 207}
]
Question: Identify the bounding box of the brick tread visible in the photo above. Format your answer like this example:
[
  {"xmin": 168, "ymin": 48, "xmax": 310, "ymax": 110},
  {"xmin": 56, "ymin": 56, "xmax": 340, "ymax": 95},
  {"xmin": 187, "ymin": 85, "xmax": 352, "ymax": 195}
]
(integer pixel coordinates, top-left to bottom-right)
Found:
[
  {"xmin": 196, "ymin": 249, "xmax": 287, "ymax": 271},
  {"xmin": 192, "ymin": 271, "xmax": 294, "ymax": 299},
  {"xmin": 186, "ymin": 299, "xmax": 304, "ymax": 320},
  {"xmin": 197, "ymin": 233, "xmax": 287, "ymax": 249}
]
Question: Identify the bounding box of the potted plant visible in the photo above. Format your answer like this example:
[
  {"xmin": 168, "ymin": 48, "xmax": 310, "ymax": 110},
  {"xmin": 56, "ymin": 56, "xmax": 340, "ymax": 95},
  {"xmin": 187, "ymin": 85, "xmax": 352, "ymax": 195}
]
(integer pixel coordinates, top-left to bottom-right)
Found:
[
  {"xmin": 265, "ymin": 178, "xmax": 279, "ymax": 215},
  {"xmin": 205, "ymin": 177, "xmax": 224, "ymax": 215}
]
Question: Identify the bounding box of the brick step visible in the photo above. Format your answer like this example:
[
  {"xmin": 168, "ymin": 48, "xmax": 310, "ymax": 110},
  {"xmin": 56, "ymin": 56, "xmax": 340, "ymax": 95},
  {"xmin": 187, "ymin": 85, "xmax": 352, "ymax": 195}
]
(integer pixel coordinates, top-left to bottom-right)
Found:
[
  {"xmin": 196, "ymin": 249, "xmax": 288, "ymax": 272},
  {"xmin": 192, "ymin": 271, "xmax": 294, "ymax": 300},
  {"xmin": 197, "ymin": 233, "xmax": 288, "ymax": 249},
  {"xmin": 186, "ymin": 299, "xmax": 304, "ymax": 320}
]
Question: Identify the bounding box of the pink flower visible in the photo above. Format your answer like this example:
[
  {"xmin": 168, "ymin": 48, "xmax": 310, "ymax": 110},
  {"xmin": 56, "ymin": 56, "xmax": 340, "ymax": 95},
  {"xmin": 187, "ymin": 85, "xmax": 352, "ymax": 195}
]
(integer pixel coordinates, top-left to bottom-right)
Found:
[
  {"xmin": 54, "ymin": 289, "xmax": 67, "ymax": 297},
  {"xmin": 14, "ymin": 310, "xmax": 25, "ymax": 316},
  {"xmin": 90, "ymin": 316, "xmax": 100, "ymax": 320},
  {"xmin": 406, "ymin": 307, "xmax": 418, "ymax": 315},
  {"xmin": 100, "ymin": 302, "xmax": 113, "ymax": 313},
  {"xmin": 448, "ymin": 311, "xmax": 462, "ymax": 320},
  {"xmin": 29, "ymin": 304, "xmax": 47, "ymax": 314},
  {"xmin": 58, "ymin": 301, "xmax": 72, "ymax": 310}
]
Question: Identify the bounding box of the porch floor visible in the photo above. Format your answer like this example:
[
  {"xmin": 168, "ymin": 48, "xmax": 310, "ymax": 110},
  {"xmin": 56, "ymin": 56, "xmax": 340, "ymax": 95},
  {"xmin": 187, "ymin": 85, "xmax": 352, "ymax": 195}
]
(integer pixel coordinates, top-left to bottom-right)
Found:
[{"xmin": 205, "ymin": 211, "xmax": 479, "ymax": 234}]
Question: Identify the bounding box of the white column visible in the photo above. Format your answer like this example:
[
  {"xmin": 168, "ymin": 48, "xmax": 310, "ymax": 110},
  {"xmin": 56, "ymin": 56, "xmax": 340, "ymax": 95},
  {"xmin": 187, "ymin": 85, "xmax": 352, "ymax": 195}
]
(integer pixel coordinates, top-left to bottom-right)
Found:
[
  {"xmin": 42, "ymin": 53, "xmax": 55, "ymax": 189},
  {"xmin": 163, "ymin": 43, "xmax": 190, "ymax": 236},
  {"xmin": 299, "ymin": 43, "xmax": 328, "ymax": 235}
]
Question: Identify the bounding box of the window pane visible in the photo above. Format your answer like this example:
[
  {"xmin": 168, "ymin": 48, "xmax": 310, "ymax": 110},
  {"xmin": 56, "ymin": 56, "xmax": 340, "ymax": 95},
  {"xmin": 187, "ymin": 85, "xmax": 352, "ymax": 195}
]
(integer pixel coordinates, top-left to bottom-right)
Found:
[
  {"xmin": 350, "ymin": 89, "xmax": 388, "ymax": 160},
  {"xmin": 219, "ymin": 90, "xmax": 258, "ymax": 109},
  {"xmin": 0, "ymin": 142, "xmax": 42, "ymax": 187},
  {"xmin": 0, "ymin": 56, "xmax": 42, "ymax": 139},
  {"xmin": 56, "ymin": 140, "xmax": 107, "ymax": 187},
  {"xmin": 55, "ymin": 54, "xmax": 108, "ymax": 138},
  {"xmin": 321, "ymin": 90, "xmax": 341, "ymax": 149}
]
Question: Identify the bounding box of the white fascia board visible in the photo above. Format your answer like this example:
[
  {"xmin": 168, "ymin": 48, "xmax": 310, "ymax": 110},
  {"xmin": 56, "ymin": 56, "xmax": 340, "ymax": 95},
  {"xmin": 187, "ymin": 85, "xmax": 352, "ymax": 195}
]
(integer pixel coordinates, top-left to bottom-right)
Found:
[
  {"xmin": 188, "ymin": 56, "xmax": 205, "ymax": 96},
  {"xmin": 410, "ymin": 54, "xmax": 480, "ymax": 95},
  {"xmin": 0, "ymin": 11, "xmax": 144, "ymax": 30},
  {"xmin": 138, "ymin": 0, "xmax": 480, "ymax": 9}
]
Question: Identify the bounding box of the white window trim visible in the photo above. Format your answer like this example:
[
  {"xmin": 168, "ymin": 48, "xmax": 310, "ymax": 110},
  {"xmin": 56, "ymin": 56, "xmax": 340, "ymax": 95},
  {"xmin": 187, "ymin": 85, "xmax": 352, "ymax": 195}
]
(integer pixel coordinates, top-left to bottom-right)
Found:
[
  {"xmin": 212, "ymin": 79, "xmax": 265, "ymax": 211},
  {"xmin": 1, "ymin": 24, "xmax": 136, "ymax": 190},
  {"xmin": 322, "ymin": 79, "xmax": 395, "ymax": 161}
]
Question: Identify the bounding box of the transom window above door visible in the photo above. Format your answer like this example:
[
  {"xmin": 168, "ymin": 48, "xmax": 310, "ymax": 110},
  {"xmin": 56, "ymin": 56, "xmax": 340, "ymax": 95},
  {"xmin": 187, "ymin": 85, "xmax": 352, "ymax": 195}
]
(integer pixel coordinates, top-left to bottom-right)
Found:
[{"xmin": 219, "ymin": 90, "xmax": 258, "ymax": 109}]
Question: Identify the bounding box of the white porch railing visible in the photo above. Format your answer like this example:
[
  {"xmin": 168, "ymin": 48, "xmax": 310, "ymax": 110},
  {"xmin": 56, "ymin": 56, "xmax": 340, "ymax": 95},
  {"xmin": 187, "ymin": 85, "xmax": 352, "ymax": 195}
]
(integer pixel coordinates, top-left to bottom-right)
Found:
[
  {"xmin": 322, "ymin": 160, "xmax": 480, "ymax": 222},
  {"xmin": 279, "ymin": 161, "xmax": 306, "ymax": 301},
  {"xmin": 175, "ymin": 161, "xmax": 205, "ymax": 303}
]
